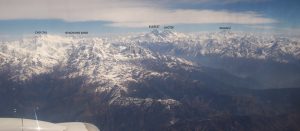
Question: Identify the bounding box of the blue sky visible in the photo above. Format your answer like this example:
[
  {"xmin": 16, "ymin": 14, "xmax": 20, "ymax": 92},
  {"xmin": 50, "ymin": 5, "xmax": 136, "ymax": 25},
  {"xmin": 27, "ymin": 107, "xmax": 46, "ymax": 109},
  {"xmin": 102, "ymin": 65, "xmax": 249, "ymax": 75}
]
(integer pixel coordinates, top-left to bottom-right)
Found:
[{"xmin": 0, "ymin": 0, "xmax": 299, "ymax": 37}]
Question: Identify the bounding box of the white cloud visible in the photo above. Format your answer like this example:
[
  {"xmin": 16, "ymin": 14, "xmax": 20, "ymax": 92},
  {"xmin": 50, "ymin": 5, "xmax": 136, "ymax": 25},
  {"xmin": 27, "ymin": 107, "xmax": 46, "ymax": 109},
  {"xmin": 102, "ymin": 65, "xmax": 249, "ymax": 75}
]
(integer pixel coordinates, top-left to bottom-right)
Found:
[
  {"xmin": 250, "ymin": 25, "xmax": 274, "ymax": 30},
  {"xmin": 0, "ymin": 0, "xmax": 276, "ymax": 28}
]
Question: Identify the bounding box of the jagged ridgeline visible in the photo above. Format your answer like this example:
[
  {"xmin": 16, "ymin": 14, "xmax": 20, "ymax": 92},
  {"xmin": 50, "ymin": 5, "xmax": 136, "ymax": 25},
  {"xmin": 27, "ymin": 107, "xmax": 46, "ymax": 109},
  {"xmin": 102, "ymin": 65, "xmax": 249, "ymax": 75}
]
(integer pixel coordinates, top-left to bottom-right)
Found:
[{"xmin": 0, "ymin": 30, "xmax": 300, "ymax": 131}]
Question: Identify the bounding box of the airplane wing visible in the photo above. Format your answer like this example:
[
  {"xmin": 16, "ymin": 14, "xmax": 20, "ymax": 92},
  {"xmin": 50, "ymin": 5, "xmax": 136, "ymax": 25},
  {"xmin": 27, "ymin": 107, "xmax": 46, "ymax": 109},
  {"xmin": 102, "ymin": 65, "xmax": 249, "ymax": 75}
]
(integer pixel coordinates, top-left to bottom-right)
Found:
[{"xmin": 0, "ymin": 118, "xmax": 100, "ymax": 131}]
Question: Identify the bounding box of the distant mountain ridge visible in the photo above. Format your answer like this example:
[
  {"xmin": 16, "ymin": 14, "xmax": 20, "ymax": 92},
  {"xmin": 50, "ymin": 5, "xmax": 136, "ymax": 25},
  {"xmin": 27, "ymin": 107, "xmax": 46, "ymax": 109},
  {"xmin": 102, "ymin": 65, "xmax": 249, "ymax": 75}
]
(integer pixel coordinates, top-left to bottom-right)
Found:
[{"xmin": 1, "ymin": 31, "xmax": 300, "ymax": 88}]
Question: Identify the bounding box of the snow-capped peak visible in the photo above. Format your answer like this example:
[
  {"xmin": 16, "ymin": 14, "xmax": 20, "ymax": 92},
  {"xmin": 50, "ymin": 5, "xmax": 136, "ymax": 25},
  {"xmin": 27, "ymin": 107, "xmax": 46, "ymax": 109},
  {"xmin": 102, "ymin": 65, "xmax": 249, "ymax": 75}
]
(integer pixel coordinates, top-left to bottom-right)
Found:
[{"xmin": 134, "ymin": 29, "xmax": 188, "ymax": 42}]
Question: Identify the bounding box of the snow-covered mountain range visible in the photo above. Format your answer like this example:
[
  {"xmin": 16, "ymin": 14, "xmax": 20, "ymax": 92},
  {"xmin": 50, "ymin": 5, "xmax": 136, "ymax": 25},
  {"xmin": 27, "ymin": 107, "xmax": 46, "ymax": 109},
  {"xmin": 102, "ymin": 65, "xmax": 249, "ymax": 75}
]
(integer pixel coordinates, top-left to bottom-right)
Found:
[
  {"xmin": 136, "ymin": 30, "xmax": 300, "ymax": 61},
  {"xmin": 0, "ymin": 30, "xmax": 300, "ymax": 91}
]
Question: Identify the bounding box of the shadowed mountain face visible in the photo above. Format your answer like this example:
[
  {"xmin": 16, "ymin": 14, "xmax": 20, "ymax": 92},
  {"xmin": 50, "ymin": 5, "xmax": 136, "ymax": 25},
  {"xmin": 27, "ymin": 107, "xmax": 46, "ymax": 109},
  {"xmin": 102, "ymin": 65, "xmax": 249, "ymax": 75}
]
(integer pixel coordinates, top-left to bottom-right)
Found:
[
  {"xmin": 0, "ymin": 31, "xmax": 300, "ymax": 131},
  {"xmin": 0, "ymin": 66, "xmax": 300, "ymax": 131}
]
